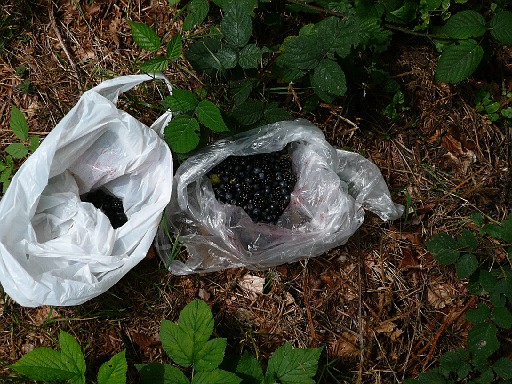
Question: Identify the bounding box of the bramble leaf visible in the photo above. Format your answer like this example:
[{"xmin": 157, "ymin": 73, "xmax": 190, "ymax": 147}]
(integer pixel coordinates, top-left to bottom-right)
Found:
[
  {"xmin": 140, "ymin": 56, "xmax": 169, "ymax": 73},
  {"xmin": 426, "ymin": 233, "xmax": 460, "ymax": 265},
  {"xmin": 9, "ymin": 347, "xmax": 78, "ymax": 381},
  {"xmin": 418, "ymin": 370, "xmax": 449, "ymax": 383},
  {"xmin": 128, "ymin": 21, "xmax": 161, "ymax": 52},
  {"xmin": 97, "ymin": 350, "xmax": 127, "ymax": 384},
  {"xmin": 136, "ymin": 363, "xmax": 190, "ymax": 384},
  {"xmin": 466, "ymin": 303, "xmax": 490, "ymax": 323},
  {"xmin": 10, "ymin": 105, "xmax": 29, "ymax": 141},
  {"xmin": 196, "ymin": 100, "xmax": 229, "ymax": 132},
  {"xmin": 6, "ymin": 143, "xmax": 29, "ymax": 159},
  {"xmin": 265, "ymin": 342, "xmax": 322, "ymax": 384},
  {"xmin": 221, "ymin": 0, "xmax": 253, "ymax": 48},
  {"xmin": 164, "ymin": 116, "xmax": 200, "ymax": 154},
  {"xmin": 455, "ymin": 252, "xmax": 478, "ymax": 279},
  {"xmin": 468, "ymin": 322, "xmax": 500, "ymax": 359},
  {"xmin": 435, "ymin": 40, "xmax": 484, "ymax": 83},
  {"xmin": 183, "ymin": 0, "xmax": 209, "ymax": 31},
  {"xmin": 29, "ymin": 135, "xmax": 39, "ymax": 152},
  {"xmin": 279, "ymin": 35, "xmax": 323, "ymax": 70},
  {"xmin": 167, "ymin": 34, "xmax": 183, "ymax": 60},
  {"xmin": 59, "ymin": 331, "xmax": 86, "ymax": 384},
  {"xmin": 239, "ymin": 44, "xmax": 262, "ymax": 69},
  {"xmin": 230, "ymin": 99, "xmax": 264, "ymax": 125},
  {"xmin": 194, "ymin": 338, "xmax": 227, "ymax": 371},
  {"xmin": 310, "ymin": 58, "xmax": 347, "ymax": 101},
  {"xmin": 191, "ymin": 369, "xmax": 241, "ymax": 384},
  {"xmin": 490, "ymin": 11, "xmax": 512, "ymax": 45},
  {"xmin": 493, "ymin": 357, "xmax": 512, "ymax": 380},
  {"xmin": 163, "ymin": 90, "xmax": 199, "ymax": 112},
  {"xmin": 492, "ymin": 305, "xmax": 512, "ymax": 329},
  {"xmin": 440, "ymin": 10, "xmax": 486, "ymax": 39},
  {"xmin": 236, "ymin": 351, "xmax": 264, "ymax": 383}
]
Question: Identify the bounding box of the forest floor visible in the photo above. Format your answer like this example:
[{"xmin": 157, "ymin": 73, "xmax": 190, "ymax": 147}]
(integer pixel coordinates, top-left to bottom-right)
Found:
[{"xmin": 0, "ymin": 1, "xmax": 511, "ymax": 383}]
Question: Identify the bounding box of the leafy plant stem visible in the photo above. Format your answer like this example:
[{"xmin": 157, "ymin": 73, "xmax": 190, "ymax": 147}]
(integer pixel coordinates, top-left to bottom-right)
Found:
[{"xmin": 285, "ymin": 0, "xmax": 347, "ymax": 18}]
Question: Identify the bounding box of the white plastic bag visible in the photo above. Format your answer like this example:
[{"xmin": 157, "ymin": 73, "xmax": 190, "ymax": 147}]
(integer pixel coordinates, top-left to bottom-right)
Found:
[
  {"xmin": 156, "ymin": 119, "xmax": 403, "ymax": 275},
  {"xmin": 0, "ymin": 74, "xmax": 173, "ymax": 307}
]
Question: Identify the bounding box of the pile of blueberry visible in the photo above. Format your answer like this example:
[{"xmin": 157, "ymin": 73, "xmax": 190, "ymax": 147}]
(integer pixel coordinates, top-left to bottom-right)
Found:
[
  {"xmin": 81, "ymin": 189, "xmax": 128, "ymax": 229},
  {"xmin": 207, "ymin": 147, "xmax": 297, "ymax": 224}
]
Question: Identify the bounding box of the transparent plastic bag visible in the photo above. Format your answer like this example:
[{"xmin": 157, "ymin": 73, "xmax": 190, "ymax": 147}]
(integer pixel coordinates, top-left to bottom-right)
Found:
[
  {"xmin": 0, "ymin": 74, "xmax": 173, "ymax": 307},
  {"xmin": 156, "ymin": 119, "xmax": 403, "ymax": 275}
]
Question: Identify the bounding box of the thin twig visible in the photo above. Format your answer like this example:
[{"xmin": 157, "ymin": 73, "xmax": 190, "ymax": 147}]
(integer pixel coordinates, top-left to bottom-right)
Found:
[{"xmin": 49, "ymin": 1, "xmax": 82, "ymax": 88}]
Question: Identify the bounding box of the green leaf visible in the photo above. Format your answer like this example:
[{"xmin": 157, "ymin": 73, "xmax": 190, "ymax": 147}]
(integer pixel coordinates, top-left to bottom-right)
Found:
[
  {"xmin": 440, "ymin": 10, "xmax": 486, "ymax": 39},
  {"xmin": 59, "ymin": 331, "xmax": 86, "ymax": 383},
  {"xmin": 195, "ymin": 338, "xmax": 227, "ymax": 371},
  {"xmin": 280, "ymin": 35, "xmax": 323, "ymax": 70},
  {"xmin": 263, "ymin": 102, "xmax": 291, "ymax": 124},
  {"xmin": 481, "ymin": 216, "xmax": 512, "ymax": 243},
  {"xmin": 97, "ymin": 350, "xmax": 127, "ymax": 384},
  {"xmin": 455, "ymin": 253, "xmax": 479, "ymax": 279},
  {"xmin": 140, "ymin": 56, "xmax": 169, "ymax": 73},
  {"xmin": 221, "ymin": 0, "xmax": 252, "ymax": 48},
  {"xmin": 417, "ymin": 371, "xmax": 448, "ymax": 383},
  {"xmin": 466, "ymin": 303, "xmax": 490, "ymax": 323},
  {"xmin": 426, "ymin": 233, "xmax": 460, "ymax": 265},
  {"xmin": 128, "ymin": 21, "xmax": 161, "ymax": 52},
  {"xmin": 167, "ymin": 34, "xmax": 183, "ymax": 60},
  {"xmin": 317, "ymin": 16, "xmax": 359, "ymax": 58},
  {"xmin": 191, "ymin": 369, "xmax": 241, "ymax": 384},
  {"xmin": 471, "ymin": 212, "xmax": 483, "ymax": 227},
  {"xmin": 439, "ymin": 349, "xmax": 469, "ymax": 372},
  {"xmin": 490, "ymin": 11, "xmax": 512, "ymax": 45},
  {"xmin": 493, "ymin": 357, "xmax": 512, "ymax": 380},
  {"xmin": 28, "ymin": 135, "xmax": 39, "ymax": 152},
  {"xmin": 435, "ymin": 40, "xmax": 484, "ymax": 83},
  {"xmin": 310, "ymin": 58, "xmax": 347, "ymax": 101},
  {"xmin": 186, "ymin": 38, "xmax": 224, "ymax": 75},
  {"xmin": 6, "ymin": 143, "xmax": 29, "ymax": 159},
  {"xmin": 230, "ymin": 99, "xmax": 264, "ymax": 125},
  {"xmin": 9, "ymin": 348, "xmax": 78, "ymax": 381},
  {"xmin": 178, "ymin": 299, "xmax": 214, "ymax": 347},
  {"xmin": 164, "ymin": 116, "xmax": 200, "ymax": 154},
  {"xmin": 216, "ymin": 47, "xmax": 238, "ymax": 70},
  {"xmin": 196, "ymin": 100, "xmax": 229, "ymax": 132},
  {"xmin": 229, "ymin": 79, "xmax": 256, "ymax": 106},
  {"xmin": 492, "ymin": 305, "xmax": 512, "ymax": 329},
  {"xmin": 265, "ymin": 342, "xmax": 322, "ymax": 384},
  {"xmin": 136, "ymin": 363, "xmax": 190, "ymax": 384},
  {"xmin": 236, "ymin": 351, "xmax": 264, "ymax": 383},
  {"xmin": 10, "ymin": 105, "xmax": 29, "ymax": 141},
  {"xmin": 163, "ymin": 90, "xmax": 199, "ymax": 112},
  {"xmin": 239, "ymin": 44, "xmax": 262, "ymax": 69},
  {"xmin": 183, "ymin": 0, "xmax": 210, "ymax": 31},
  {"xmin": 457, "ymin": 229, "xmax": 478, "ymax": 252},
  {"xmin": 468, "ymin": 322, "xmax": 500, "ymax": 359}
]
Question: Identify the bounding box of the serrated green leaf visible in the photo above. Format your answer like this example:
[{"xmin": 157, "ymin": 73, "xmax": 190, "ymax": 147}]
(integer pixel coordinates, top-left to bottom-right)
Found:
[
  {"xmin": 456, "ymin": 252, "xmax": 479, "ymax": 279},
  {"xmin": 263, "ymin": 102, "xmax": 291, "ymax": 124},
  {"xmin": 493, "ymin": 357, "xmax": 512, "ymax": 379},
  {"xmin": 221, "ymin": 0, "xmax": 253, "ymax": 48},
  {"xmin": 229, "ymin": 79, "xmax": 256, "ymax": 106},
  {"xmin": 140, "ymin": 56, "xmax": 169, "ymax": 73},
  {"xmin": 321, "ymin": 16, "xmax": 359, "ymax": 58},
  {"xmin": 194, "ymin": 338, "xmax": 227, "ymax": 371},
  {"xmin": 280, "ymin": 35, "xmax": 323, "ymax": 70},
  {"xmin": 136, "ymin": 363, "xmax": 190, "ymax": 384},
  {"xmin": 466, "ymin": 303, "xmax": 490, "ymax": 323},
  {"xmin": 164, "ymin": 116, "xmax": 200, "ymax": 154},
  {"xmin": 160, "ymin": 319, "xmax": 193, "ymax": 367},
  {"xmin": 490, "ymin": 11, "xmax": 512, "ymax": 45},
  {"xmin": 426, "ymin": 233, "xmax": 460, "ymax": 265},
  {"xmin": 59, "ymin": 331, "xmax": 85, "ymax": 383},
  {"xmin": 216, "ymin": 47, "xmax": 238, "ymax": 69},
  {"xmin": 478, "ymin": 269, "xmax": 498, "ymax": 294},
  {"xmin": 10, "ymin": 105, "xmax": 29, "ymax": 141},
  {"xmin": 178, "ymin": 299, "xmax": 214, "ymax": 348},
  {"xmin": 456, "ymin": 229, "xmax": 478, "ymax": 252},
  {"xmin": 440, "ymin": 10, "xmax": 486, "ymax": 39},
  {"xmin": 357, "ymin": 16, "xmax": 392, "ymax": 51},
  {"xmin": 191, "ymin": 369, "xmax": 241, "ymax": 384},
  {"xmin": 389, "ymin": 1, "xmax": 418, "ymax": 22},
  {"xmin": 435, "ymin": 41, "xmax": 484, "ymax": 83},
  {"xmin": 28, "ymin": 135, "xmax": 39, "ymax": 152},
  {"xmin": 230, "ymin": 99, "xmax": 264, "ymax": 125},
  {"xmin": 481, "ymin": 216, "xmax": 512, "ymax": 243},
  {"xmin": 186, "ymin": 38, "xmax": 224, "ymax": 75},
  {"xmin": 456, "ymin": 361, "xmax": 473, "ymax": 379},
  {"xmin": 492, "ymin": 305, "xmax": 512, "ymax": 329},
  {"xmin": 97, "ymin": 350, "xmax": 127, "ymax": 384},
  {"xmin": 418, "ymin": 370, "xmax": 449, "ymax": 383},
  {"xmin": 167, "ymin": 34, "xmax": 183, "ymax": 60},
  {"xmin": 471, "ymin": 212, "xmax": 483, "ymax": 227},
  {"xmin": 183, "ymin": 0, "xmax": 210, "ymax": 31},
  {"xmin": 9, "ymin": 348, "xmax": 78, "ymax": 381},
  {"xmin": 163, "ymin": 90, "xmax": 199, "ymax": 112},
  {"xmin": 239, "ymin": 44, "xmax": 262, "ymax": 69},
  {"xmin": 6, "ymin": 143, "xmax": 28, "ymax": 159},
  {"xmin": 196, "ymin": 100, "xmax": 229, "ymax": 132},
  {"xmin": 439, "ymin": 349, "xmax": 468, "ymax": 372},
  {"xmin": 311, "ymin": 58, "xmax": 347, "ymax": 101},
  {"xmin": 236, "ymin": 351, "xmax": 264, "ymax": 383},
  {"xmin": 265, "ymin": 342, "xmax": 322, "ymax": 384},
  {"xmin": 468, "ymin": 322, "xmax": 500, "ymax": 359},
  {"xmin": 128, "ymin": 21, "xmax": 161, "ymax": 52}
]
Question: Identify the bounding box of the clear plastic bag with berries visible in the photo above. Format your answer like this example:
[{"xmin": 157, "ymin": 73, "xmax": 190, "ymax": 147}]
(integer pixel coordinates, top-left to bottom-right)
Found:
[
  {"xmin": 156, "ymin": 119, "xmax": 403, "ymax": 275},
  {"xmin": 0, "ymin": 74, "xmax": 173, "ymax": 307}
]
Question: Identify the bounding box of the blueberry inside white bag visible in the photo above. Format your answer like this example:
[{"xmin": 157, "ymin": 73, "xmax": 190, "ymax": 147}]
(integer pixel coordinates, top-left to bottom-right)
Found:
[
  {"xmin": 0, "ymin": 74, "xmax": 173, "ymax": 307},
  {"xmin": 156, "ymin": 119, "xmax": 403, "ymax": 275}
]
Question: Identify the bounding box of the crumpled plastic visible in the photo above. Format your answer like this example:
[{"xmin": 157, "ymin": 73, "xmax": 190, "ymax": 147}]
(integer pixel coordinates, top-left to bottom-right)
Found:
[
  {"xmin": 155, "ymin": 119, "xmax": 403, "ymax": 274},
  {"xmin": 0, "ymin": 74, "xmax": 174, "ymax": 307}
]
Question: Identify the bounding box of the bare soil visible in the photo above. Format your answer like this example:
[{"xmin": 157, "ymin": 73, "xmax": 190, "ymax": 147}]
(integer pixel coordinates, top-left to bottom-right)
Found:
[{"xmin": 0, "ymin": 1, "xmax": 511, "ymax": 383}]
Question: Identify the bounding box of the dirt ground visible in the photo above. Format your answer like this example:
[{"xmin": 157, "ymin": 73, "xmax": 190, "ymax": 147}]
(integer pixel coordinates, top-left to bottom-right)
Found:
[{"xmin": 0, "ymin": 1, "xmax": 511, "ymax": 383}]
